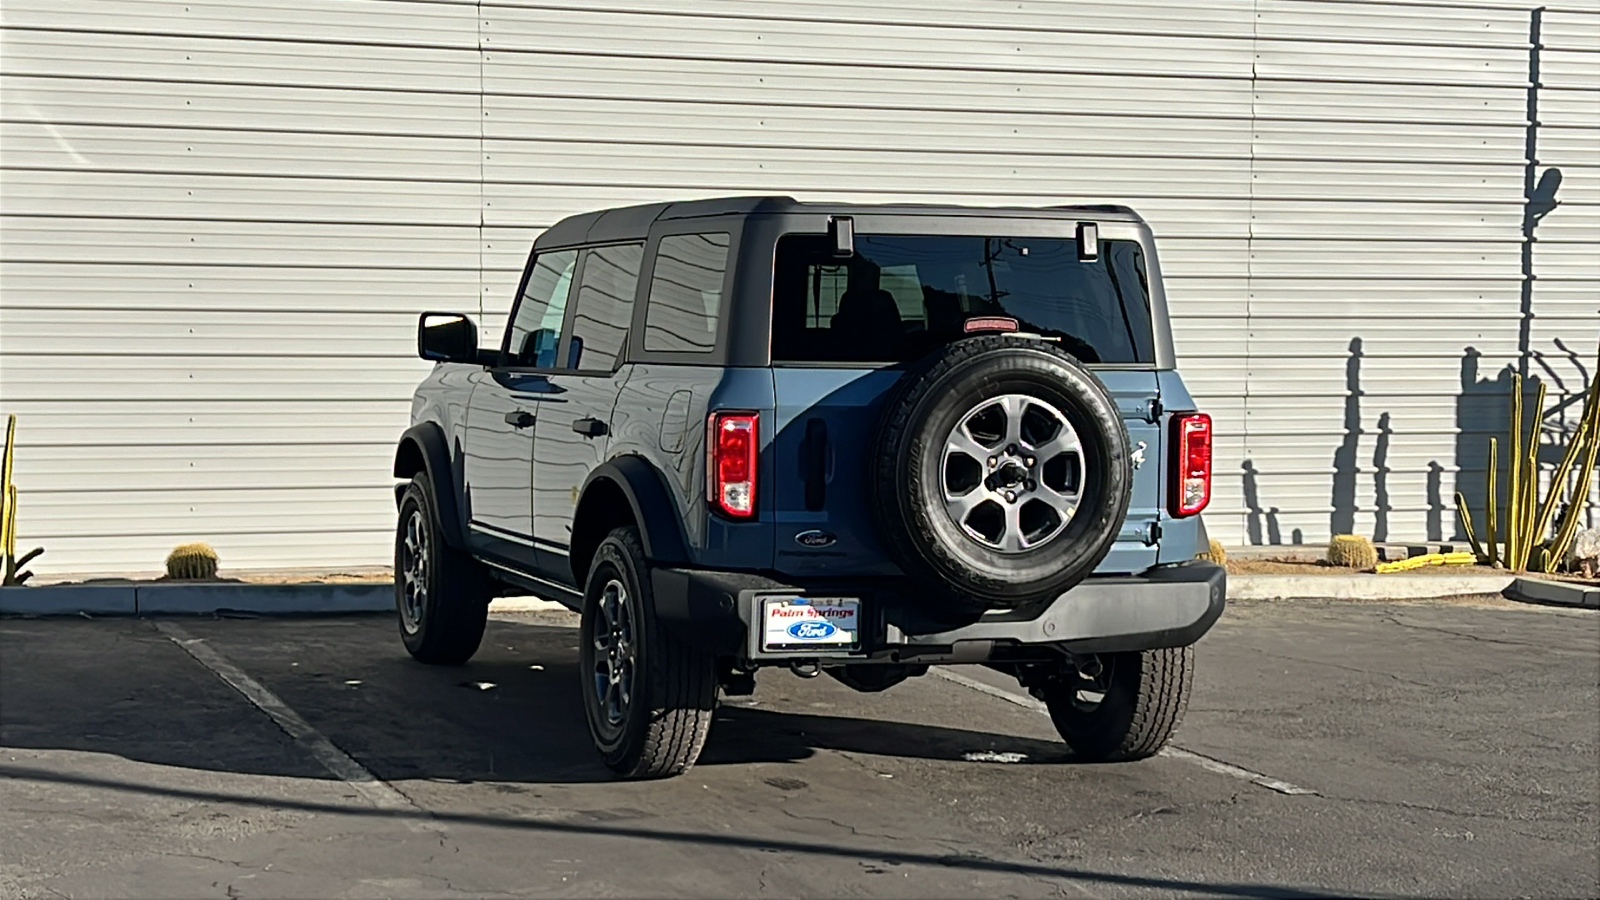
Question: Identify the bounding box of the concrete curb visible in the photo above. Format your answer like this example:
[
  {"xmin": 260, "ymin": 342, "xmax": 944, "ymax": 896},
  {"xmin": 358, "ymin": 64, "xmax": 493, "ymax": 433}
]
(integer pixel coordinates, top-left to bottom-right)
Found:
[
  {"xmin": 0, "ymin": 585, "xmax": 138, "ymax": 616},
  {"xmin": 0, "ymin": 582, "xmax": 572, "ymax": 616},
  {"xmin": 1226, "ymin": 573, "xmax": 1517, "ymax": 601},
  {"xmin": 136, "ymin": 583, "xmax": 394, "ymax": 615},
  {"xmin": 1505, "ymin": 577, "xmax": 1600, "ymax": 609}
]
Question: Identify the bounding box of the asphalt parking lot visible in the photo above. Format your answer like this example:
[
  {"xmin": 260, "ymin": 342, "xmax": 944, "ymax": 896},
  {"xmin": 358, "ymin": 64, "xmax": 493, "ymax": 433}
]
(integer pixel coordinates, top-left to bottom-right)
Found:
[{"xmin": 2, "ymin": 597, "xmax": 1596, "ymax": 899}]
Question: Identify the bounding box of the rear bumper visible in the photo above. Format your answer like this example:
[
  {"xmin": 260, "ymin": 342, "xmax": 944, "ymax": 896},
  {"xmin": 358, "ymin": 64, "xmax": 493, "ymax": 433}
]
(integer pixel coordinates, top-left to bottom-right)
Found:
[{"xmin": 649, "ymin": 561, "xmax": 1226, "ymax": 664}]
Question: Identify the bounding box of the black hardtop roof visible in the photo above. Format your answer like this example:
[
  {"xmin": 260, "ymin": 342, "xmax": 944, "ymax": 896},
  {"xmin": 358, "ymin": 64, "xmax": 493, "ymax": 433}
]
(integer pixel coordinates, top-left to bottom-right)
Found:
[{"xmin": 533, "ymin": 196, "xmax": 1146, "ymax": 249}]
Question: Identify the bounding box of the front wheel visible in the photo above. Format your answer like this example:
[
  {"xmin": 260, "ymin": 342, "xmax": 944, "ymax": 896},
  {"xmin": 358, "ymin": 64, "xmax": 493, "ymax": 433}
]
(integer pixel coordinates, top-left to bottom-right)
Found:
[
  {"xmin": 1042, "ymin": 647, "xmax": 1193, "ymax": 762},
  {"xmin": 579, "ymin": 527, "xmax": 717, "ymax": 779}
]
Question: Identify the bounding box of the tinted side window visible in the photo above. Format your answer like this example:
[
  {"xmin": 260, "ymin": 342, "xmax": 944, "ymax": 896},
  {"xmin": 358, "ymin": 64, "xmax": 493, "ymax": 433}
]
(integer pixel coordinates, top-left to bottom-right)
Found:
[
  {"xmin": 644, "ymin": 233, "xmax": 730, "ymax": 353},
  {"xmin": 567, "ymin": 243, "xmax": 644, "ymax": 371},
  {"xmin": 506, "ymin": 249, "xmax": 577, "ymax": 367}
]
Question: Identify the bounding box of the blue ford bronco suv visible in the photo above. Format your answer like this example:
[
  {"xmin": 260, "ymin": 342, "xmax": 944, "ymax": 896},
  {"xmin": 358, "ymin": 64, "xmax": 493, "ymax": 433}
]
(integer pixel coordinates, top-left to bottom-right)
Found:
[{"xmin": 393, "ymin": 197, "xmax": 1224, "ymax": 778}]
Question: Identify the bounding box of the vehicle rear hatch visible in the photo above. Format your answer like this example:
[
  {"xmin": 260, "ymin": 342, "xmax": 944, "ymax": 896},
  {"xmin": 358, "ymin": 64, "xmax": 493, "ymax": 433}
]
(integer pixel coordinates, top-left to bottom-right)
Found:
[{"xmin": 766, "ymin": 227, "xmax": 1163, "ymax": 578}]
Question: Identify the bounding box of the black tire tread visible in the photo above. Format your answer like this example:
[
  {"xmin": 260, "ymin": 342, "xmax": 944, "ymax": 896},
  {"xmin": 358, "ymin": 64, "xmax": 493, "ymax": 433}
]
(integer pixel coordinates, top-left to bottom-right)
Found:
[
  {"xmin": 1047, "ymin": 647, "xmax": 1193, "ymax": 762},
  {"xmin": 397, "ymin": 473, "xmax": 491, "ymax": 666},
  {"xmin": 594, "ymin": 527, "xmax": 716, "ymax": 779}
]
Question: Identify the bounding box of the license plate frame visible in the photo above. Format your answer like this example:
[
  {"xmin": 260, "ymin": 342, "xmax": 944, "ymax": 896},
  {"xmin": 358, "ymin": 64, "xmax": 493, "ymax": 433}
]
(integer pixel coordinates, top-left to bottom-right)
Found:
[{"xmin": 758, "ymin": 596, "xmax": 863, "ymax": 653}]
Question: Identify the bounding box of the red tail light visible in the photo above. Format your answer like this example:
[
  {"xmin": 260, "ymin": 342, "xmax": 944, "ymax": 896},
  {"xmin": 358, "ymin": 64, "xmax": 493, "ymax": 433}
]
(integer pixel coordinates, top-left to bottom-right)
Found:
[
  {"xmin": 709, "ymin": 412, "xmax": 758, "ymax": 519},
  {"xmin": 1170, "ymin": 412, "xmax": 1212, "ymax": 517}
]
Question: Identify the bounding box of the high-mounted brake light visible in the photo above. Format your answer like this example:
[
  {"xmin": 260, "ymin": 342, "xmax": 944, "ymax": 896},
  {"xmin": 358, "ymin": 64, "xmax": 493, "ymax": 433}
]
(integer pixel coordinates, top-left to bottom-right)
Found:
[
  {"xmin": 1169, "ymin": 413, "xmax": 1212, "ymax": 517},
  {"xmin": 709, "ymin": 412, "xmax": 758, "ymax": 519}
]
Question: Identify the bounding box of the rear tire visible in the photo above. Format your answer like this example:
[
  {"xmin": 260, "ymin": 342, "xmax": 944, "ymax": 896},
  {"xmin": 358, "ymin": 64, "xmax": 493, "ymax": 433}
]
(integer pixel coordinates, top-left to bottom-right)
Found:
[
  {"xmin": 395, "ymin": 473, "xmax": 492, "ymax": 665},
  {"xmin": 1042, "ymin": 647, "xmax": 1193, "ymax": 762},
  {"xmin": 580, "ymin": 527, "xmax": 717, "ymax": 779}
]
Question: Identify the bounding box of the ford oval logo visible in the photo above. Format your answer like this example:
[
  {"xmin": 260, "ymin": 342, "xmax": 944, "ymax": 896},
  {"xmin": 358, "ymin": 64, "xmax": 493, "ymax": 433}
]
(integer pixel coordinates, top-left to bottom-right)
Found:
[
  {"xmin": 787, "ymin": 620, "xmax": 837, "ymax": 641},
  {"xmin": 794, "ymin": 530, "xmax": 837, "ymax": 548}
]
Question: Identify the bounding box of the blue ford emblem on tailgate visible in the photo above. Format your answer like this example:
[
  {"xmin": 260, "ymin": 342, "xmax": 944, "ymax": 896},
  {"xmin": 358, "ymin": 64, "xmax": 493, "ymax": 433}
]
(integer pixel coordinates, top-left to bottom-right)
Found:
[{"xmin": 787, "ymin": 620, "xmax": 837, "ymax": 641}]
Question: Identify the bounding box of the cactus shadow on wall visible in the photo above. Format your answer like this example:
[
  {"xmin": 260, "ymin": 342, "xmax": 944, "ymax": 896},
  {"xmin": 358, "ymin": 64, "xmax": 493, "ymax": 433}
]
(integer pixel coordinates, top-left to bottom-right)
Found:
[
  {"xmin": 1329, "ymin": 337, "xmax": 1363, "ymax": 539},
  {"xmin": 1241, "ymin": 459, "xmax": 1288, "ymax": 546}
]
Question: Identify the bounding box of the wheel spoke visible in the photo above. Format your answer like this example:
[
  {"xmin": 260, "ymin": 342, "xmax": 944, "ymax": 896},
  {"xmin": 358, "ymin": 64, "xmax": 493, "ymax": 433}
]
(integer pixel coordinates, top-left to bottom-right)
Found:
[
  {"xmin": 999, "ymin": 395, "xmax": 1028, "ymax": 445},
  {"xmin": 1036, "ymin": 482, "xmax": 1080, "ymax": 512},
  {"xmin": 944, "ymin": 486, "xmax": 990, "ymax": 525},
  {"xmin": 1000, "ymin": 501, "xmax": 1028, "ymax": 552},
  {"xmin": 1030, "ymin": 430, "xmax": 1081, "ymax": 463},
  {"xmin": 945, "ymin": 425, "xmax": 993, "ymax": 464}
]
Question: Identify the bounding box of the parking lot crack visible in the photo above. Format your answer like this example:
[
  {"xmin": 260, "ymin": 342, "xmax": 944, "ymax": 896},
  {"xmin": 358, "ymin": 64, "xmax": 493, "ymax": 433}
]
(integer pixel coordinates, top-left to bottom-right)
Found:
[
  {"xmin": 1378, "ymin": 617, "xmax": 1551, "ymax": 649},
  {"xmin": 775, "ymin": 806, "xmax": 902, "ymax": 842}
]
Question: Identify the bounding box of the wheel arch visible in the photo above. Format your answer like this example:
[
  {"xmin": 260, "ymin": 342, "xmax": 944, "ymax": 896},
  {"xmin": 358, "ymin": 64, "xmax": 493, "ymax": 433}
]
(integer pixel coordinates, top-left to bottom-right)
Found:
[
  {"xmin": 393, "ymin": 422, "xmax": 469, "ymax": 548},
  {"xmin": 570, "ymin": 455, "xmax": 692, "ymax": 585}
]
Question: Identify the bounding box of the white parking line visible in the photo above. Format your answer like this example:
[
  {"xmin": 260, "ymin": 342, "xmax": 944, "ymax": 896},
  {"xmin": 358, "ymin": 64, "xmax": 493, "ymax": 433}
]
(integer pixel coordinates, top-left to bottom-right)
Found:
[
  {"xmin": 929, "ymin": 667, "xmax": 1318, "ymax": 796},
  {"xmin": 156, "ymin": 621, "xmax": 430, "ymax": 817}
]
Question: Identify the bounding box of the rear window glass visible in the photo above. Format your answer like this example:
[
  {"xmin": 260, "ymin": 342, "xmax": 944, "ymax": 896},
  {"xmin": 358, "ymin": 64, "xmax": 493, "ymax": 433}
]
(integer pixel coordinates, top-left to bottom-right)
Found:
[{"xmin": 772, "ymin": 234, "xmax": 1154, "ymax": 365}]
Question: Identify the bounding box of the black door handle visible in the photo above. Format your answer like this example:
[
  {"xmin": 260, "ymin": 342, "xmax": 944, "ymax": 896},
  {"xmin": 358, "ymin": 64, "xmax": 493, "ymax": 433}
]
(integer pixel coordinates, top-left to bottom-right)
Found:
[
  {"xmin": 572, "ymin": 417, "xmax": 609, "ymax": 438},
  {"xmin": 504, "ymin": 411, "xmax": 535, "ymax": 429}
]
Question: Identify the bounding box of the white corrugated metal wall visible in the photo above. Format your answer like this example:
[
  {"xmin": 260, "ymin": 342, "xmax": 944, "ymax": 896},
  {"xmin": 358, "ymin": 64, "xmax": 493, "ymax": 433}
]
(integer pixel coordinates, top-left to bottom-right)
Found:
[{"xmin": 1, "ymin": 0, "xmax": 1595, "ymax": 575}]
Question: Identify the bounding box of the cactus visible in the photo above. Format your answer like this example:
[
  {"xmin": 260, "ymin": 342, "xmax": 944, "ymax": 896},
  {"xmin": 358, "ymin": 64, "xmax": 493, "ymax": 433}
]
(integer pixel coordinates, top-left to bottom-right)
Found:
[
  {"xmin": 1196, "ymin": 538, "xmax": 1227, "ymax": 565},
  {"xmin": 1326, "ymin": 534, "xmax": 1378, "ymax": 570},
  {"xmin": 1485, "ymin": 436, "xmax": 1499, "ymax": 568},
  {"xmin": 1548, "ymin": 365, "xmax": 1600, "ymax": 570},
  {"xmin": 1, "ymin": 415, "xmax": 44, "ymax": 586},
  {"xmin": 1460, "ymin": 342, "xmax": 1599, "ymax": 573},
  {"xmin": 165, "ymin": 542, "xmax": 220, "ymax": 580}
]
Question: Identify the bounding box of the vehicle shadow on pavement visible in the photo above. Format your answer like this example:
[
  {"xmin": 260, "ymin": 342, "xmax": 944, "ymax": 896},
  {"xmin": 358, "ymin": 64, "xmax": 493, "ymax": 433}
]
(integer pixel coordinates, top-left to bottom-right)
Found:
[
  {"xmin": 1, "ymin": 618, "xmax": 1073, "ymax": 788},
  {"xmin": 702, "ymin": 705, "xmax": 1075, "ymax": 767}
]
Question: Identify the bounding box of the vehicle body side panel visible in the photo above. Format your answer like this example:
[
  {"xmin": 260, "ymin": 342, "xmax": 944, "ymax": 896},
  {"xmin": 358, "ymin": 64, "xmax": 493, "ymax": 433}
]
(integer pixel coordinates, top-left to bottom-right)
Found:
[
  {"xmin": 610, "ymin": 363, "xmax": 724, "ymax": 559},
  {"xmin": 1094, "ymin": 368, "xmax": 1163, "ymax": 574},
  {"xmin": 1156, "ymin": 369, "xmax": 1208, "ymax": 563}
]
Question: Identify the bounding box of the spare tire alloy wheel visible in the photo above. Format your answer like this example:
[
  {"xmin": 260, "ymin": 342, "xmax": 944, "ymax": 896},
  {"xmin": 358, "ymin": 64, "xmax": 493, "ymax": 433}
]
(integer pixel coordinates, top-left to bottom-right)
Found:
[
  {"xmin": 944, "ymin": 394, "xmax": 1083, "ymax": 553},
  {"xmin": 876, "ymin": 336, "xmax": 1132, "ymax": 613}
]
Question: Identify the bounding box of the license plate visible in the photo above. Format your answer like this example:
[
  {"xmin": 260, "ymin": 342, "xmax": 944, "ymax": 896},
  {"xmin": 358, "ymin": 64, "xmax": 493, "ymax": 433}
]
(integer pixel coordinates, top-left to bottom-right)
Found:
[{"xmin": 760, "ymin": 596, "xmax": 861, "ymax": 652}]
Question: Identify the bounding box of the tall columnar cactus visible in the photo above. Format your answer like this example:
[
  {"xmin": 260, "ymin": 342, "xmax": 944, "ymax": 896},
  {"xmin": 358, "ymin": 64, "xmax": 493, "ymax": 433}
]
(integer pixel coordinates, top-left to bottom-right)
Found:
[
  {"xmin": 1456, "ymin": 343, "xmax": 1599, "ymax": 573},
  {"xmin": 165, "ymin": 542, "xmax": 221, "ymax": 580},
  {"xmin": 1, "ymin": 415, "xmax": 45, "ymax": 586}
]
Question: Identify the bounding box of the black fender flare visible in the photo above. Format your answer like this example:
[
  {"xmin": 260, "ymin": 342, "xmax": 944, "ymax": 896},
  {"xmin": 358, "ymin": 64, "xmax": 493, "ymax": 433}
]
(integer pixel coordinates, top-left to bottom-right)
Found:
[
  {"xmin": 574, "ymin": 455, "xmax": 691, "ymax": 574},
  {"xmin": 392, "ymin": 422, "xmax": 469, "ymax": 548}
]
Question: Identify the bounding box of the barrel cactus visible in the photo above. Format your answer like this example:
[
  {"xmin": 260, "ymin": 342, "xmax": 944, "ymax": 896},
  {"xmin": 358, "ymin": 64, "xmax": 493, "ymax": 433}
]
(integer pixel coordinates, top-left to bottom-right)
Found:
[
  {"xmin": 165, "ymin": 542, "xmax": 220, "ymax": 580},
  {"xmin": 1326, "ymin": 534, "xmax": 1378, "ymax": 570},
  {"xmin": 1196, "ymin": 538, "xmax": 1227, "ymax": 565}
]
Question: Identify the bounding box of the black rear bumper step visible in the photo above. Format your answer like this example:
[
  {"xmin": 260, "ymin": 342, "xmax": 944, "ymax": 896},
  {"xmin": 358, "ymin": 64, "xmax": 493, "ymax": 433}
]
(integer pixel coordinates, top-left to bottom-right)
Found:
[{"xmin": 649, "ymin": 561, "xmax": 1226, "ymax": 663}]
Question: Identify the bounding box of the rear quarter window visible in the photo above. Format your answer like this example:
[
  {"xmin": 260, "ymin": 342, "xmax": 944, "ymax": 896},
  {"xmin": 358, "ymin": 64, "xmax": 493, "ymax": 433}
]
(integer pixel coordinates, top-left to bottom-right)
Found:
[
  {"xmin": 772, "ymin": 233, "xmax": 1154, "ymax": 365},
  {"xmin": 644, "ymin": 233, "xmax": 731, "ymax": 353}
]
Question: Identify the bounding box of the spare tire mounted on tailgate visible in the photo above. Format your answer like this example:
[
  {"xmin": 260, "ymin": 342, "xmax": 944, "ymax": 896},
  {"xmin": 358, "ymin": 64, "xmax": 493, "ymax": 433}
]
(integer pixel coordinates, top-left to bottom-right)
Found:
[{"xmin": 874, "ymin": 335, "xmax": 1132, "ymax": 614}]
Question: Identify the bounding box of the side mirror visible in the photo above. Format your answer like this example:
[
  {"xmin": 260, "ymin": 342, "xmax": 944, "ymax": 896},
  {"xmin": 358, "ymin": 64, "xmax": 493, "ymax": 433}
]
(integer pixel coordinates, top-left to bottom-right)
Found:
[
  {"xmin": 519, "ymin": 328, "xmax": 561, "ymax": 368},
  {"xmin": 567, "ymin": 335, "xmax": 585, "ymax": 369},
  {"xmin": 418, "ymin": 312, "xmax": 478, "ymax": 363}
]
